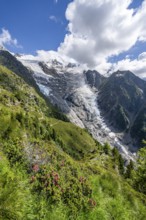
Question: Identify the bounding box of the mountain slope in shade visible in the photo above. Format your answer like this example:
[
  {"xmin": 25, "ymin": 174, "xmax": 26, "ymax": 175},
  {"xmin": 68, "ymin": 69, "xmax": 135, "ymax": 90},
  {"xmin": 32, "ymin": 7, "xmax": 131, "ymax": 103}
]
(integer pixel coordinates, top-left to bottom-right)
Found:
[
  {"xmin": 131, "ymin": 105, "xmax": 146, "ymax": 145},
  {"xmin": 0, "ymin": 50, "xmax": 36, "ymax": 87},
  {"xmin": 98, "ymin": 70, "xmax": 146, "ymax": 148},
  {"xmin": 84, "ymin": 70, "xmax": 106, "ymax": 89}
]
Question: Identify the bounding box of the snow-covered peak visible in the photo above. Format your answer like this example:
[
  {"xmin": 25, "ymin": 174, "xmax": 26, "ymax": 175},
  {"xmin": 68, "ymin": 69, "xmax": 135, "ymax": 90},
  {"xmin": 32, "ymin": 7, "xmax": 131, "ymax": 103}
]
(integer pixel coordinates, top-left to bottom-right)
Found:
[
  {"xmin": 18, "ymin": 50, "xmax": 87, "ymax": 75},
  {"xmin": 18, "ymin": 50, "xmax": 75, "ymax": 66}
]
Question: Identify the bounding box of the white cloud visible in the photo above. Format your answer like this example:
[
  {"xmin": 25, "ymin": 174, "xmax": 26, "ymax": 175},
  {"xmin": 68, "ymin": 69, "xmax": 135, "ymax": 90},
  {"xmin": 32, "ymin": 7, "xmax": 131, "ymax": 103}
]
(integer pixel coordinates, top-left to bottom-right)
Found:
[
  {"xmin": 58, "ymin": 0, "xmax": 146, "ymax": 70},
  {"xmin": 110, "ymin": 52, "xmax": 146, "ymax": 78},
  {"xmin": 49, "ymin": 15, "xmax": 58, "ymax": 23},
  {"xmin": 0, "ymin": 28, "xmax": 20, "ymax": 48},
  {"xmin": 16, "ymin": 0, "xmax": 146, "ymax": 78},
  {"xmin": 54, "ymin": 0, "xmax": 58, "ymax": 4}
]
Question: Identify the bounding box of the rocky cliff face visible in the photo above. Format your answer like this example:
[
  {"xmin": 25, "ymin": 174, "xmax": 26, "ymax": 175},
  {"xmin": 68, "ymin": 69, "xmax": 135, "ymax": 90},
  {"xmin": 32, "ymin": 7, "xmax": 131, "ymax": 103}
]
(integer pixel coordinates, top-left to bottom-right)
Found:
[{"xmin": 84, "ymin": 70, "xmax": 106, "ymax": 89}]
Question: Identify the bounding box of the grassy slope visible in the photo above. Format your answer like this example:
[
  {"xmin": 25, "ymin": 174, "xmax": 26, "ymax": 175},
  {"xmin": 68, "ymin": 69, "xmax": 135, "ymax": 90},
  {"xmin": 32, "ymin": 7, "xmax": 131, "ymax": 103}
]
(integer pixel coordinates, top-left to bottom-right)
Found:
[
  {"xmin": 0, "ymin": 65, "xmax": 146, "ymax": 220},
  {"xmin": 48, "ymin": 117, "xmax": 97, "ymax": 159}
]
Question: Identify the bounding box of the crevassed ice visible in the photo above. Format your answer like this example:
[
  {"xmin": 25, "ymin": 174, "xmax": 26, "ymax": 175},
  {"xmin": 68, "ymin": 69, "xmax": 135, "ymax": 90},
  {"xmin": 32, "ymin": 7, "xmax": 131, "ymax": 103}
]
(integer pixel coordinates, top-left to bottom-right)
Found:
[{"xmin": 37, "ymin": 83, "xmax": 51, "ymax": 96}]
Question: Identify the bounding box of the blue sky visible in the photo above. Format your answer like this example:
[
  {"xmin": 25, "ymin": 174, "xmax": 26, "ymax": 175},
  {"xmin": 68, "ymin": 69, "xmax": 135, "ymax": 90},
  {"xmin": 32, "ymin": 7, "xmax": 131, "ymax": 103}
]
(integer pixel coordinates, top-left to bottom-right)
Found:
[
  {"xmin": 129, "ymin": 0, "xmax": 144, "ymax": 8},
  {"xmin": 0, "ymin": 0, "xmax": 72, "ymax": 53},
  {"xmin": 108, "ymin": 0, "xmax": 145, "ymax": 63},
  {"xmin": 0, "ymin": 0, "xmax": 144, "ymax": 55},
  {"xmin": 0, "ymin": 0, "xmax": 146, "ymax": 76}
]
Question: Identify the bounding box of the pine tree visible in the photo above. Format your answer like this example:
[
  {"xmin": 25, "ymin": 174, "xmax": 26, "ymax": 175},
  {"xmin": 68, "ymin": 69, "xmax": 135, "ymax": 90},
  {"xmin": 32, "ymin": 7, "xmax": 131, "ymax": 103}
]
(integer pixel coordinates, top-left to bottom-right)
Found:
[
  {"xmin": 125, "ymin": 160, "xmax": 134, "ymax": 179},
  {"xmin": 103, "ymin": 142, "xmax": 111, "ymax": 155}
]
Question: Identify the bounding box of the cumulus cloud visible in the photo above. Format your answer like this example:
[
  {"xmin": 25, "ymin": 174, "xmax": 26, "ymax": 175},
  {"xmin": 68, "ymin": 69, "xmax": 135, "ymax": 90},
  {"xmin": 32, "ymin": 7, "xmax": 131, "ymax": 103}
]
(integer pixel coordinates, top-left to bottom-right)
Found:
[
  {"xmin": 0, "ymin": 28, "xmax": 20, "ymax": 48},
  {"xmin": 110, "ymin": 52, "xmax": 146, "ymax": 78},
  {"xmin": 17, "ymin": 0, "xmax": 146, "ymax": 78},
  {"xmin": 58, "ymin": 0, "xmax": 146, "ymax": 70}
]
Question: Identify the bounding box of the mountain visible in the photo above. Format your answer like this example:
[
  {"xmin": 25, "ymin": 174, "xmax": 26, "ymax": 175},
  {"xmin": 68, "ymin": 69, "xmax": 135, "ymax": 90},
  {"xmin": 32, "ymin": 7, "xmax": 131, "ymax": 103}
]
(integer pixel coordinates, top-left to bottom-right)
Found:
[
  {"xmin": 0, "ymin": 49, "xmax": 146, "ymax": 155},
  {"xmin": 98, "ymin": 70, "xmax": 146, "ymax": 148},
  {"xmin": 18, "ymin": 56, "xmax": 143, "ymax": 159},
  {"xmin": 0, "ymin": 51, "xmax": 146, "ymax": 220},
  {"xmin": 0, "ymin": 50, "xmax": 36, "ymax": 87},
  {"xmin": 15, "ymin": 53, "xmax": 146, "ymax": 158},
  {"xmin": 84, "ymin": 70, "xmax": 106, "ymax": 89}
]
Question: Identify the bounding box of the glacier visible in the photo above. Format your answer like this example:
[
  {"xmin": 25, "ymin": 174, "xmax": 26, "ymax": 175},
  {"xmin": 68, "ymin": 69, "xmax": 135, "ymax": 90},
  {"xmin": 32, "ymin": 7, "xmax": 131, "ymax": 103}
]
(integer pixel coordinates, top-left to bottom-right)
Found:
[{"xmin": 18, "ymin": 55, "xmax": 135, "ymax": 161}]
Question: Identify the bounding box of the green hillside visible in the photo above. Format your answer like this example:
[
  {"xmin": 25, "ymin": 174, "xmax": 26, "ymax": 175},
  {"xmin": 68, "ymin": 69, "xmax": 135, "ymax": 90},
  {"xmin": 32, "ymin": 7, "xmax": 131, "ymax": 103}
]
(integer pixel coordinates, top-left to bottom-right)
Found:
[{"xmin": 0, "ymin": 65, "xmax": 146, "ymax": 220}]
